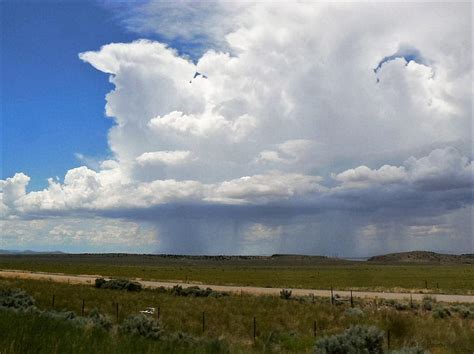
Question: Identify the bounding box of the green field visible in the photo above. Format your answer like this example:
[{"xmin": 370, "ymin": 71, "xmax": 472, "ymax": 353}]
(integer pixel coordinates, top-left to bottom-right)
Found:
[
  {"xmin": 0, "ymin": 254, "xmax": 473, "ymax": 294},
  {"xmin": 1, "ymin": 277, "xmax": 473, "ymax": 353}
]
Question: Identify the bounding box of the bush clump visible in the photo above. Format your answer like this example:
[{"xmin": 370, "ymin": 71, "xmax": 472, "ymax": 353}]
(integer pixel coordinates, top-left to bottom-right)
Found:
[
  {"xmin": 155, "ymin": 286, "xmax": 167, "ymax": 293},
  {"xmin": 432, "ymin": 306, "xmax": 451, "ymax": 319},
  {"xmin": 383, "ymin": 299, "xmax": 409, "ymax": 311},
  {"xmin": 0, "ymin": 288, "xmax": 36, "ymax": 311},
  {"xmin": 450, "ymin": 305, "xmax": 474, "ymax": 319},
  {"xmin": 280, "ymin": 289, "xmax": 292, "ymax": 300},
  {"xmin": 43, "ymin": 310, "xmax": 76, "ymax": 321},
  {"xmin": 88, "ymin": 308, "xmax": 113, "ymax": 330},
  {"xmin": 170, "ymin": 285, "xmax": 227, "ymax": 298},
  {"xmin": 120, "ymin": 314, "xmax": 161, "ymax": 339},
  {"xmin": 332, "ymin": 294, "xmax": 347, "ymax": 306},
  {"xmin": 315, "ymin": 325, "xmax": 384, "ymax": 354},
  {"xmin": 421, "ymin": 296, "xmax": 436, "ymax": 311},
  {"xmin": 344, "ymin": 307, "xmax": 364, "ymax": 317},
  {"xmin": 95, "ymin": 278, "xmax": 142, "ymax": 292},
  {"xmin": 94, "ymin": 278, "xmax": 106, "ymax": 288}
]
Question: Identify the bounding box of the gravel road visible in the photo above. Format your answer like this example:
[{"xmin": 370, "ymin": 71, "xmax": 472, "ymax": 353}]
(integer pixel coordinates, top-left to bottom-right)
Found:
[{"xmin": 1, "ymin": 269, "xmax": 472, "ymax": 303}]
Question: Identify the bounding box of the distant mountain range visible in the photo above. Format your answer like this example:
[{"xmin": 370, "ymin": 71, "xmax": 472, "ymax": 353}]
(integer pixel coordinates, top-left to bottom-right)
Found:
[
  {"xmin": 0, "ymin": 249, "xmax": 65, "ymax": 255},
  {"xmin": 1, "ymin": 250, "xmax": 472, "ymax": 264}
]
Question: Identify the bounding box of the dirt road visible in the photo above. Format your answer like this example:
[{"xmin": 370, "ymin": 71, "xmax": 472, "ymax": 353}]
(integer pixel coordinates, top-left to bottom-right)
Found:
[{"xmin": 1, "ymin": 269, "xmax": 473, "ymax": 303}]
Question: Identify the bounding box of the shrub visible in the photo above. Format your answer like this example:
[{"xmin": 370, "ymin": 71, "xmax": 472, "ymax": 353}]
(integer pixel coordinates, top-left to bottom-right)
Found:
[
  {"xmin": 94, "ymin": 278, "xmax": 106, "ymax": 288},
  {"xmin": 384, "ymin": 299, "xmax": 397, "ymax": 307},
  {"xmin": 0, "ymin": 288, "xmax": 36, "ymax": 311},
  {"xmin": 43, "ymin": 310, "xmax": 76, "ymax": 321},
  {"xmin": 380, "ymin": 299, "xmax": 409, "ymax": 310},
  {"xmin": 280, "ymin": 289, "xmax": 292, "ymax": 300},
  {"xmin": 165, "ymin": 330, "xmax": 198, "ymax": 344},
  {"xmin": 432, "ymin": 306, "xmax": 451, "ymax": 319},
  {"xmin": 170, "ymin": 285, "xmax": 227, "ymax": 298},
  {"xmin": 421, "ymin": 296, "xmax": 436, "ymax": 311},
  {"xmin": 208, "ymin": 289, "xmax": 228, "ymax": 298},
  {"xmin": 344, "ymin": 307, "xmax": 364, "ymax": 317},
  {"xmin": 333, "ymin": 294, "xmax": 346, "ymax": 306},
  {"xmin": 155, "ymin": 286, "xmax": 167, "ymax": 293},
  {"xmin": 184, "ymin": 286, "xmax": 210, "ymax": 297},
  {"xmin": 94, "ymin": 278, "xmax": 142, "ymax": 292},
  {"xmin": 315, "ymin": 325, "xmax": 384, "ymax": 353},
  {"xmin": 170, "ymin": 285, "xmax": 184, "ymax": 296},
  {"xmin": 88, "ymin": 308, "xmax": 113, "ymax": 331},
  {"xmin": 450, "ymin": 305, "xmax": 474, "ymax": 319},
  {"xmin": 120, "ymin": 314, "xmax": 161, "ymax": 339},
  {"xmin": 394, "ymin": 302, "xmax": 409, "ymax": 311}
]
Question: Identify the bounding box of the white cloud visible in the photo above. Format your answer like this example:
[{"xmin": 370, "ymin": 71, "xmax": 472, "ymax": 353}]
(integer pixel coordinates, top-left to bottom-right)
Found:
[
  {"xmin": 81, "ymin": 3, "xmax": 470, "ymax": 185},
  {"xmin": 256, "ymin": 150, "xmax": 284, "ymax": 163},
  {"xmin": 207, "ymin": 172, "xmax": 325, "ymax": 204},
  {"xmin": 405, "ymin": 147, "xmax": 473, "ymax": 189},
  {"xmin": 244, "ymin": 223, "xmax": 282, "ymax": 242},
  {"xmin": 148, "ymin": 110, "xmax": 257, "ymax": 141},
  {"xmin": 278, "ymin": 139, "xmax": 314, "ymax": 160},
  {"xmin": 108, "ymin": 1, "xmax": 246, "ymax": 54},
  {"xmin": 1, "ymin": 173, "xmax": 30, "ymax": 207},
  {"xmin": 0, "ymin": 218, "xmax": 156, "ymax": 252},
  {"xmin": 256, "ymin": 140, "xmax": 316, "ymax": 165},
  {"xmin": 333, "ymin": 165, "xmax": 407, "ymax": 187},
  {"xmin": 407, "ymin": 224, "xmax": 452, "ymax": 237},
  {"xmin": 136, "ymin": 150, "xmax": 192, "ymax": 166},
  {"xmin": 333, "ymin": 147, "xmax": 472, "ymax": 190}
]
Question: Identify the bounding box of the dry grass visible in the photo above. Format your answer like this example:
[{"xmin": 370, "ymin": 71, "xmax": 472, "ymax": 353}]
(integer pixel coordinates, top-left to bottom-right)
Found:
[{"xmin": 1, "ymin": 277, "xmax": 473, "ymax": 353}]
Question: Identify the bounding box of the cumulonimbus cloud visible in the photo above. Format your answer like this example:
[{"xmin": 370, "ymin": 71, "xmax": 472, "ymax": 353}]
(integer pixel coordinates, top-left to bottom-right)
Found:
[{"xmin": 1, "ymin": 2, "xmax": 472, "ymax": 254}]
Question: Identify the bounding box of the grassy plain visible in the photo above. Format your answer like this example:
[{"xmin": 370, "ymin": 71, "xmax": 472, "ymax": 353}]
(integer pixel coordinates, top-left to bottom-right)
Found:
[
  {"xmin": 0, "ymin": 309, "xmax": 227, "ymax": 354},
  {"xmin": 0, "ymin": 254, "xmax": 473, "ymax": 294},
  {"xmin": 1, "ymin": 277, "xmax": 474, "ymax": 353}
]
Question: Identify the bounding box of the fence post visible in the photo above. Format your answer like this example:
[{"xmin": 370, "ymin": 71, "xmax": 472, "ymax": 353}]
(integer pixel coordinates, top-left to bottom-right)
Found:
[
  {"xmin": 425, "ymin": 280, "xmax": 428, "ymax": 289},
  {"xmin": 116, "ymin": 302, "xmax": 119, "ymax": 322},
  {"xmin": 330, "ymin": 286, "xmax": 334, "ymax": 305},
  {"xmin": 52, "ymin": 294, "xmax": 55, "ymax": 308},
  {"xmin": 253, "ymin": 317, "xmax": 256, "ymax": 341},
  {"xmin": 81, "ymin": 299, "xmax": 85, "ymax": 316},
  {"xmin": 350, "ymin": 290, "xmax": 354, "ymax": 308},
  {"xmin": 157, "ymin": 305, "xmax": 160, "ymax": 321},
  {"xmin": 410, "ymin": 295, "xmax": 413, "ymax": 308}
]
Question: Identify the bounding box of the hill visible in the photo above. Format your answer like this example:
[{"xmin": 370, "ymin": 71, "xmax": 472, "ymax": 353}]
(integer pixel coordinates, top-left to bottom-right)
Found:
[{"xmin": 368, "ymin": 251, "xmax": 474, "ymax": 264}]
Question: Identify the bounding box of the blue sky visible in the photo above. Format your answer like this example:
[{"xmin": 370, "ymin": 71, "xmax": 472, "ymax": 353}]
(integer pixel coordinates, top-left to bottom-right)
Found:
[
  {"xmin": 1, "ymin": 1, "xmax": 136, "ymax": 190},
  {"xmin": 1, "ymin": 2, "xmax": 472, "ymax": 255}
]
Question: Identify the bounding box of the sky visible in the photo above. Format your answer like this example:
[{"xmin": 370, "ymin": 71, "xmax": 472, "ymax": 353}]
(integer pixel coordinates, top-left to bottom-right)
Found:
[{"xmin": 1, "ymin": 1, "xmax": 472, "ymax": 256}]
